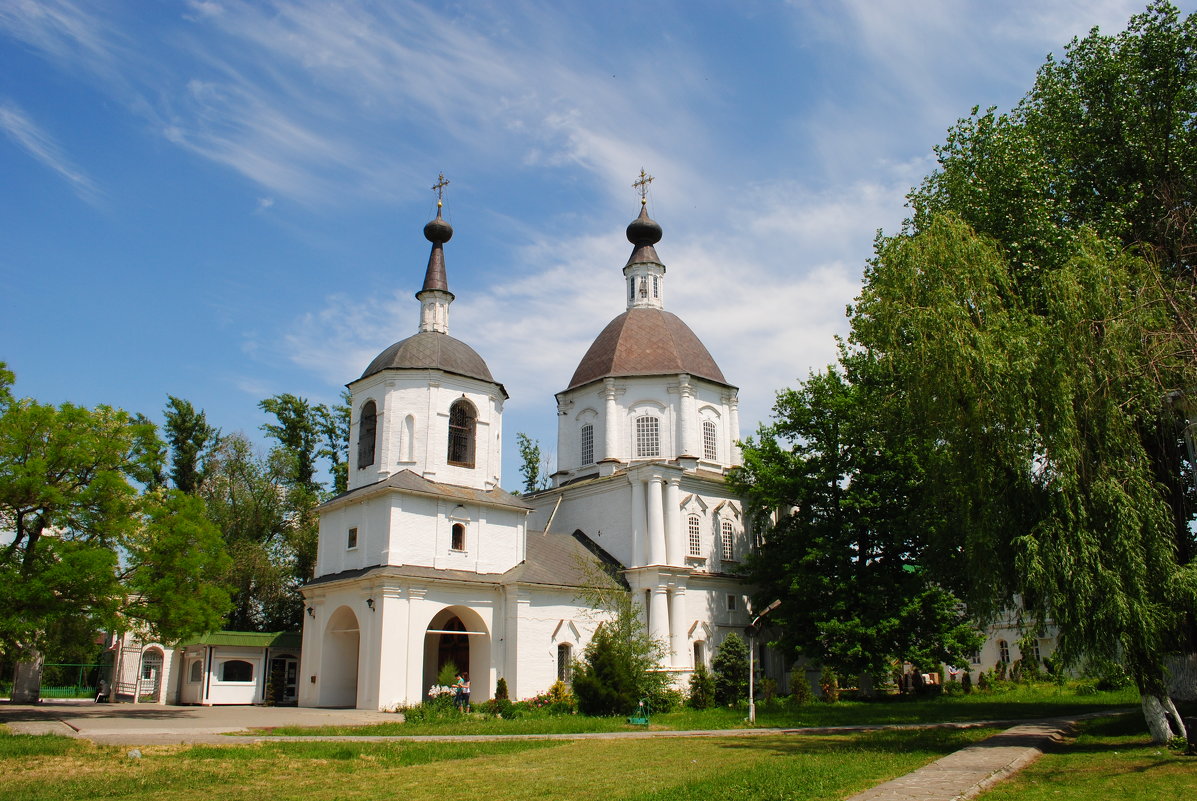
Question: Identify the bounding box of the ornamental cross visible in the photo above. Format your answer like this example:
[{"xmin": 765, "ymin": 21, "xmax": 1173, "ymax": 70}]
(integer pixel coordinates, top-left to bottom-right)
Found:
[
  {"xmin": 432, "ymin": 172, "xmax": 450, "ymax": 206},
  {"xmin": 632, "ymin": 168, "xmax": 654, "ymax": 205}
]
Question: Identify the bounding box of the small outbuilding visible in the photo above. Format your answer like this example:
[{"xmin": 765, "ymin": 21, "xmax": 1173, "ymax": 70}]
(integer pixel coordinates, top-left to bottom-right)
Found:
[{"xmin": 176, "ymin": 631, "xmax": 302, "ymax": 706}]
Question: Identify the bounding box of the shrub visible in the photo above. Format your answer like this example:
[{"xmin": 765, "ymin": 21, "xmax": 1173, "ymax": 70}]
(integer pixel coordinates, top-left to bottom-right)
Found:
[
  {"xmin": 961, "ymin": 670, "xmax": 973, "ymax": 694},
  {"xmin": 437, "ymin": 662, "xmax": 460, "ymax": 688},
  {"xmin": 942, "ymin": 681, "xmax": 965, "ymax": 696},
  {"xmin": 649, "ymin": 685, "xmax": 685, "ymax": 713},
  {"xmin": 688, "ymin": 664, "xmax": 715, "ymax": 709},
  {"xmin": 495, "ymin": 677, "xmax": 509, "ymax": 700},
  {"xmin": 573, "ymin": 624, "xmax": 640, "ymax": 715},
  {"xmin": 712, "ymin": 633, "xmax": 749, "ymax": 705},
  {"xmin": 819, "ymin": 666, "xmax": 840, "ymax": 703},
  {"xmin": 759, "ymin": 676, "xmax": 777, "ymax": 702},
  {"xmin": 788, "ymin": 669, "xmax": 814, "ymax": 706}
]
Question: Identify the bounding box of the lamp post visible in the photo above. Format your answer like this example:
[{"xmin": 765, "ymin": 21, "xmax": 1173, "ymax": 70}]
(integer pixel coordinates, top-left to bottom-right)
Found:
[{"xmin": 746, "ymin": 599, "xmax": 781, "ymax": 725}]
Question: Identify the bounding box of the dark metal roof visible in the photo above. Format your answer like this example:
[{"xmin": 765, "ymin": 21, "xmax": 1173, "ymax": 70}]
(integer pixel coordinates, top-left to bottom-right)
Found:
[
  {"xmin": 320, "ymin": 468, "xmax": 532, "ymax": 512},
  {"xmin": 566, "ymin": 307, "xmax": 731, "ymax": 390},
  {"xmin": 305, "ymin": 530, "xmax": 620, "ymax": 591},
  {"xmin": 359, "ymin": 331, "xmax": 500, "ymax": 388}
]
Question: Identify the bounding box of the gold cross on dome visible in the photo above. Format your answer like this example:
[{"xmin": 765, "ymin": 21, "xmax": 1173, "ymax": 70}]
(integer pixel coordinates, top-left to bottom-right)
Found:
[
  {"xmin": 432, "ymin": 172, "xmax": 450, "ymax": 207},
  {"xmin": 632, "ymin": 168, "xmax": 654, "ymax": 205}
]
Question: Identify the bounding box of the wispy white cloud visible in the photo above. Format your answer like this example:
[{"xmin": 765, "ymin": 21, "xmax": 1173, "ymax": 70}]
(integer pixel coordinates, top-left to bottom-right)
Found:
[{"xmin": 0, "ymin": 100, "xmax": 100, "ymax": 202}]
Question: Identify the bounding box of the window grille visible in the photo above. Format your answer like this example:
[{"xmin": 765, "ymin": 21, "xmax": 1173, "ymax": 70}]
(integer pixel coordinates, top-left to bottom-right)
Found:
[
  {"xmin": 688, "ymin": 515, "xmax": 701, "ymax": 556},
  {"xmin": 557, "ymin": 643, "xmax": 573, "ymax": 684},
  {"xmin": 721, "ymin": 520, "xmax": 734, "ymax": 561},
  {"xmin": 703, "ymin": 421, "xmax": 717, "ymax": 460},
  {"xmin": 580, "ymin": 424, "xmax": 594, "ymax": 465},
  {"xmin": 635, "ymin": 416, "xmax": 659, "ymax": 458},
  {"xmin": 448, "ymin": 399, "xmax": 477, "ymax": 467}
]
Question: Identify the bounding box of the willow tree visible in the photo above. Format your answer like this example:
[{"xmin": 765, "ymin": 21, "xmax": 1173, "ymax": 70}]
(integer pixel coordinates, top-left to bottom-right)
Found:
[{"xmin": 852, "ymin": 214, "xmax": 1194, "ymax": 741}]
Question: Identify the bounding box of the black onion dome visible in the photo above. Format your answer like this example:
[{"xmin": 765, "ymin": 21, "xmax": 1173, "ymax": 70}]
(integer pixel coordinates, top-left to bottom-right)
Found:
[
  {"xmin": 424, "ymin": 208, "xmax": 453, "ymax": 244},
  {"xmin": 625, "ymin": 205, "xmax": 663, "ymax": 266},
  {"xmin": 359, "ymin": 331, "xmax": 504, "ymax": 394},
  {"xmin": 626, "ymin": 204, "xmax": 662, "ymax": 246}
]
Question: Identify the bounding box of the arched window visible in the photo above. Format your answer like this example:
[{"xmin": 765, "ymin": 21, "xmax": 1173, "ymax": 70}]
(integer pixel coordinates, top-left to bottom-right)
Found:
[
  {"xmin": 188, "ymin": 659, "xmax": 203, "ymax": 683},
  {"xmin": 635, "ymin": 415, "xmax": 659, "ymax": 458},
  {"xmin": 721, "ymin": 520, "xmax": 735, "ymax": 562},
  {"xmin": 447, "ymin": 399, "xmax": 477, "ymax": 467},
  {"xmin": 693, "ymin": 641, "xmax": 705, "ymax": 667},
  {"xmin": 580, "ymin": 424, "xmax": 594, "ymax": 465},
  {"xmin": 997, "ymin": 640, "xmax": 1010, "ymax": 664},
  {"xmin": 357, "ymin": 400, "xmax": 377, "ymax": 469},
  {"xmin": 451, "ymin": 523, "xmax": 465, "ymax": 551},
  {"xmin": 702, "ymin": 420, "xmax": 717, "ymax": 461},
  {"xmin": 221, "ymin": 659, "xmax": 254, "ymax": 682},
  {"xmin": 652, "ymin": 275, "xmax": 659, "ymax": 298},
  {"xmin": 688, "ymin": 515, "xmax": 702, "ymax": 556},
  {"xmin": 557, "ymin": 643, "xmax": 573, "ymax": 684}
]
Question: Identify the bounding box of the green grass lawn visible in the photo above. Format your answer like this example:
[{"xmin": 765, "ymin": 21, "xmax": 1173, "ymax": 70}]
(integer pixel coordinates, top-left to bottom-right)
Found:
[
  {"xmin": 0, "ymin": 725, "xmax": 998, "ymax": 801},
  {"xmin": 248, "ymin": 684, "xmax": 1139, "ymax": 737},
  {"xmin": 979, "ymin": 713, "xmax": 1196, "ymax": 801}
]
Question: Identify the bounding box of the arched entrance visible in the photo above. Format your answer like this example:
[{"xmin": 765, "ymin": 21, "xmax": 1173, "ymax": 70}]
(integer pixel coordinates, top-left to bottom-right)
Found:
[
  {"xmin": 320, "ymin": 606, "xmax": 360, "ymax": 707},
  {"xmin": 138, "ymin": 648, "xmax": 164, "ymax": 702},
  {"xmin": 423, "ymin": 607, "xmax": 491, "ymax": 700}
]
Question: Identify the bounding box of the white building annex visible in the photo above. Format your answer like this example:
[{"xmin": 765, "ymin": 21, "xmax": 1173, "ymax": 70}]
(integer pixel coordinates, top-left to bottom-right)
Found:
[{"xmin": 298, "ymin": 183, "xmax": 761, "ymax": 710}]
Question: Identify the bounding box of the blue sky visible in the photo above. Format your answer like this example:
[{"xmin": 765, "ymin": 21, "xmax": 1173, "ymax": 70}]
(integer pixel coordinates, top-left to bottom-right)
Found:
[{"xmin": 2, "ymin": 0, "xmax": 1182, "ymax": 488}]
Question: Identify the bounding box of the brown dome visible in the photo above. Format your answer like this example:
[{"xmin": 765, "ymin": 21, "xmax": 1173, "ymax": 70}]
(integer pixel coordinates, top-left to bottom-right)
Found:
[
  {"xmin": 566, "ymin": 307, "xmax": 730, "ymax": 390},
  {"xmin": 360, "ymin": 331, "xmax": 500, "ymax": 389}
]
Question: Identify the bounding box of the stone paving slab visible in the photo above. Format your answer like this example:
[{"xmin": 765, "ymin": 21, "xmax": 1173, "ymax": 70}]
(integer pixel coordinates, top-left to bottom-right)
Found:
[{"xmin": 843, "ymin": 720, "xmax": 1075, "ymax": 801}]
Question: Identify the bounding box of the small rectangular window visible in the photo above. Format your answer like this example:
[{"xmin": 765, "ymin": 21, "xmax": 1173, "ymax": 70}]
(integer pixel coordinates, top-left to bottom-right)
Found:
[
  {"xmin": 347, "ymin": 527, "xmax": 358, "ymax": 549},
  {"xmin": 726, "ymin": 594, "xmax": 737, "ymax": 611}
]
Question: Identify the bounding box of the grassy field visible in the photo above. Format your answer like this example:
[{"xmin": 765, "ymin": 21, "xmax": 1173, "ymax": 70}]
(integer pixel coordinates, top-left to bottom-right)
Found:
[
  {"xmin": 979, "ymin": 714, "xmax": 1196, "ymax": 801},
  {"xmin": 250, "ymin": 684, "xmax": 1139, "ymax": 737},
  {"xmin": 0, "ymin": 725, "xmax": 998, "ymax": 801}
]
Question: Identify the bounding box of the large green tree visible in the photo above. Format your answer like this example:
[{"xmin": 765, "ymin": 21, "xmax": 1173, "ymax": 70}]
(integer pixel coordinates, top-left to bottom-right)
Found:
[
  {"xmin": 0, "ymin": 364, "xmax": 231, "ymax": 671},
  {"xmin": 734, "ymin": 365, "xmax": 982, "ymax": 684},
  {"xmin": 869, "ymin": 1, "xmax": 1197, "ymax": 741},
  {"xmin": 854, "ymin": 213, "xmax": 1194, "ymax": 741}
]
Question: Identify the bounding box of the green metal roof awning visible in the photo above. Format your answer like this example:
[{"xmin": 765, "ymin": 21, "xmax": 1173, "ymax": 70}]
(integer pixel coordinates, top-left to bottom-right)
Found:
[{"xmin": 177, "ymin": 631, "xmax": 302, "ymax": 649}]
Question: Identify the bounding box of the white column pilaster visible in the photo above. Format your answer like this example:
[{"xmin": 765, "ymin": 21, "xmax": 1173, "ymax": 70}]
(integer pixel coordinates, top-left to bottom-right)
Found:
[
  {"xmin": 650, "ymin": 585, "xmax": 670, "ymax": 663},
  {"xmin": 631, "ymin": 476, "xmax": 647, "ymax": 567},
  {"xmin": 679, "ymin": 375, "xmax": 696, "ymax": 457},
  {"xmin": 646, "ymin": 475, "xmax": 666, "ymax": 565},
  {"xmin": 664, "ymin": 476, "xmax": 682, "ymax": 566},
  {"xmin": 603, "ymin": 379, "xmax": 619, "ymax": 462},
  {"xmin": 669, "ymin": 584, "xmax": 688, "ymax": 667}
]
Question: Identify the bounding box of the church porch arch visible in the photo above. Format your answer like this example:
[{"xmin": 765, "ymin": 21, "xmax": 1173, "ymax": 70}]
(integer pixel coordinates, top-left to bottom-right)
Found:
[
  {"xmin": 422, "ymin": 605, "xmax": 491, "ymax": 701},
  {"xmin": 320, "ymin": 605, "xmax": 361, "ymax": 707}
]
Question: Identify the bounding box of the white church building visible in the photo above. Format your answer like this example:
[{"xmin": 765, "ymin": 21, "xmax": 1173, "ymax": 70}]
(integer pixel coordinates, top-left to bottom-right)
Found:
[{"xmin": 297, "ymin": 189, "xmax": 759, "ymax": 710}]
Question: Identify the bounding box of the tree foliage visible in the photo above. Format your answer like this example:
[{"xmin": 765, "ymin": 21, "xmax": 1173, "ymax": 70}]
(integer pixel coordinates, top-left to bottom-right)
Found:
[
  {"xmin": 733, "ymin": 364, "xmax": 982, "ymax": 679},
  {"xmin": 571, "ymin": 561, "xmax": 668, "ymax": 715},
  {"xmin": 0, "ymin": 365, "xmax": 230, "ymax": 659},
  {"xmin": 163, "ymin": 396, "xmax": 218, "ymax": 495},
  {"xmin": 516, "ymin": 432, "xmax": 549, "ymax": 494}
]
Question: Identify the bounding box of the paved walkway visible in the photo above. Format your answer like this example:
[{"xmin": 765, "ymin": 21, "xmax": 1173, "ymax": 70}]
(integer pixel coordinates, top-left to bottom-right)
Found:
[{"xmin": 1, "ymin": 701, "xmax": 1101, "ymax": 799}]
